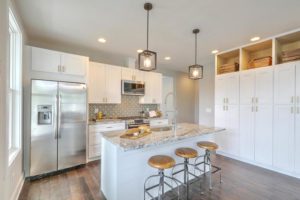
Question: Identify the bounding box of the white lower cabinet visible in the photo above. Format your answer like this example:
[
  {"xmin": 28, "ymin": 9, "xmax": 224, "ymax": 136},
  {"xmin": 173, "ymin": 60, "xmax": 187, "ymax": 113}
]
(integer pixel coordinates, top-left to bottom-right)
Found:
[
  {"xmin": 215, "ymin": 105, "xmax": 239, "ymax": 157},
  {"xmin": 295, "ymin": 112, "xmax": 300, "ymax": 174},
  {"xmin": 239, "ymin": 105, "xmax": 255, "ymax": 160},
  {"xmin": 273, "ymin": 105, "xmax": 295, "ymax": 172},
  {"xmin": 88, "ymin": 122, "xmax": 125, "ymax": 160},
  {"xmin": 254, "ymin": 105, "xmax": 273, "ymax": 165}
]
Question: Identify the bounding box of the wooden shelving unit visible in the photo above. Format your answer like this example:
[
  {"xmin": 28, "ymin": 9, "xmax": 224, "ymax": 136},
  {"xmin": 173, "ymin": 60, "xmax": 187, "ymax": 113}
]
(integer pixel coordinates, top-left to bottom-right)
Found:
[
  {"xmin": 241, "ymin": 40, "xmax": 273, "ymax": 70},
  {"xmin": 275, "ymin": 31, "xmax": 300, "ymax": 64},
  {"xmin": 216, "ymin": 49, "xmax": 240, "ymax": 75}
]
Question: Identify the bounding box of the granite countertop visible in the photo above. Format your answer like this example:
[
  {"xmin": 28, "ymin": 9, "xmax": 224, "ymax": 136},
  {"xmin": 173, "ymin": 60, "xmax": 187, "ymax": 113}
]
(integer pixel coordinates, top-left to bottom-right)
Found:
[
  {"xmin": 102, "ymin": 123, "xmax": 225, "ymax": 151},
  {"xmin": 88, "ymin": 119, "xmax": 126, "ymax": 125}
]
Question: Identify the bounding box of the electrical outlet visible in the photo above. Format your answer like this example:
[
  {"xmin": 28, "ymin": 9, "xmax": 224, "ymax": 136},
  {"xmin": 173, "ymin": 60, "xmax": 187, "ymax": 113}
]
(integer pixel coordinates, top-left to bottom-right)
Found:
[
  {"xmin": 94, "ymin": 108, "xmax": 99, "ymax": 113},
  {"xmin": 205, "ymin": 108, "xmax": 212, "ymax": 113}
]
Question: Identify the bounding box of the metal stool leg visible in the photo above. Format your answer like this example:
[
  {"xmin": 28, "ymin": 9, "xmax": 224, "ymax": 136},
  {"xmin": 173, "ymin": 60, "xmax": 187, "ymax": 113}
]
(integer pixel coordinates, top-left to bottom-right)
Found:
[
  {"xmin": 184, "ymin": 158, "xmax": 189, "ymax": 200},
  {"xmin": 207, "ymin": 152, "xmax": 212, "ymax": 190}
]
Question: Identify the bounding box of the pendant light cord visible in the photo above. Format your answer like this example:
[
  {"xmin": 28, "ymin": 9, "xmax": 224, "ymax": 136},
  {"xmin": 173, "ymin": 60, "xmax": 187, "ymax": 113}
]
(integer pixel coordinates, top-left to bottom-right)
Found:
[
  {"xmin": 195, "ymin": 32, "xmax": 197, "ymax": 65},
  {"xmin": 146, "ymin": 10, "xmax": 149, "ymax": 50}
]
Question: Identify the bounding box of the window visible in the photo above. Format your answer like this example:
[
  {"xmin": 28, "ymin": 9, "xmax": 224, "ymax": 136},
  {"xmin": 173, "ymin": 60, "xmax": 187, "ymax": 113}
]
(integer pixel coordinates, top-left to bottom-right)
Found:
[{"xmin": 8, "ymin": 8, "xmax": 22, "ymax": 164}]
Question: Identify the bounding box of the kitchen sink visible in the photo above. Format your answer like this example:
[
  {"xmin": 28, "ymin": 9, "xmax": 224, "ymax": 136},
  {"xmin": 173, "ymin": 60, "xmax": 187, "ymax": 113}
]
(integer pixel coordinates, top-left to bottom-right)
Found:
[{"xmin": 151, "ymin": 126, "xmax": 173, "ymax": 132}]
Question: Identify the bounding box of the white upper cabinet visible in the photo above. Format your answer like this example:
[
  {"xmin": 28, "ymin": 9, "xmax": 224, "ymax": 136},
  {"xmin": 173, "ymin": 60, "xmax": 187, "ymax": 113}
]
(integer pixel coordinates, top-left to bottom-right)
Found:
[
  {"xmin": 240, "ymin": 71, "xmax": 255, "ymax": 105},
  {"xmin": 274, "ymin": 62, "xmax": 296, "ymax": 105},
  {"xmin": 32, "ymin": 47, "xmax": 61, "ymax": 73},
  {"xmin": 295, "ymin": 108, "xmax": 300, "ymax": 174},
  {"xmin": 121, "ymin": 68, "xmax": 144, "ymax": 82},
  {"xmin": 139, "ymin": 72, "xmax": 162, "ymax": 104},
  {"xmin": 296, "ymin": 62, "xmax": 300, "ymax": 102},
  {"xmin": 88, "ymin": 62, "xmax": 106, "ymax": 104},
  {"xmin": 255, "ymin": 67, "xmax": 273, "ymax": 105},
  {"xmin": 31, "ymin": 46, "xmax": 88, "ymax": 76},
  {"xmin": 88, "ymin": 62, "xmax": 121, "ymax": 104},
  {"xmin": 240, "ymin": 67, "xmax": 273, "ymax": 105},
  {"xmin": 215, "ymin": 73, "xmax": 239, "ymax": 105},
  {"xmin": 106, "ymin": 65, "xmax": 122, "ymax": 104},
  {"xmin": 61, "ymin": 53, "xmax": 88, "ymax": 76}
]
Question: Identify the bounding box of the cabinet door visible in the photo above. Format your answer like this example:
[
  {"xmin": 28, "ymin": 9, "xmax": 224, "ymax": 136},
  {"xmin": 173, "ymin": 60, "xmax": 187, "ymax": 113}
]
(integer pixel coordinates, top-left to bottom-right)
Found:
[
  {"xmin": 121, "ymin": 68, "xmax": 134, "ymax": 81},
  {"xmin": 215, "ymin": 75, "xmax": 227, "ymax": 105},
  {"xmin": 296, "ymin": 62, "xmax": 300, "ymax": 105},
  {"xmin": 134, "ymin": 70, "xmax": 144, "ymax": 82},
  {"xmin": 255, "ymin": 67, "xmax": 273, "ymax": 105},
  {"xmin": 225, "ymin": 105, "xmax": 240, "ymax": 156},
  {"xmin": 225, "ymin": 73, "xmax": 239, "ymax": 105},
  {"xmin": 254, "ymin": 105, "xmax": 273, "ymax": 166},
  {"xmin": 88, "ymin": 62, "xmax": 106, "ymax": 103},
  {"xmin": 61, "ymin": 53, "xmax": 88, "ymax": 76},
  {"xmin": 240, "ymin": 71, "xmax": 255, "ymax": 105},
  {"xmin": 274, "ymin": 63, "xmax": 296, "ymax": 105},
  {"xmin": 214, "ymin": 105, "xmax": 227, "ymax": 151},
  {"xmin": 152, "ymin": 72, "xmax": 162, "ymax": 104},
  {"xmin": 273, "ymin": 105, "xmax": 295, "ymax": 172},
  {"xmin": 105, "ymin": 65, "xmax": 122, "ymax": 104},
  {"xmin": 239, "ymin": 105, "xmax": 255, "ymax": 160},
  {"xmin": 295, "ymin": 108, "xmax": 300, "ymax": 174},
  {"xmin": 31, "ymin": 47, "xmax": 60, "ymax": 73}
]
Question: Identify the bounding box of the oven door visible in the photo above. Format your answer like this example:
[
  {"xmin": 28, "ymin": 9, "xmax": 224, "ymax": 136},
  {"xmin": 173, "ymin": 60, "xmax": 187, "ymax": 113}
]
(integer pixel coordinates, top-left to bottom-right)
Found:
[{"xmin": 122, "ymin": 80, "xmax": 145, "ymax": 96}]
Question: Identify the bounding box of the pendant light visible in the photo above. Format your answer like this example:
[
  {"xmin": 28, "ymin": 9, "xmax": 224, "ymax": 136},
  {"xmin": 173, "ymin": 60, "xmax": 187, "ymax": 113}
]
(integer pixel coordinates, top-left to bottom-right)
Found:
[
  {"xmin": 188, "ymin": 29, "xmax": 203, "ymax": 79},
  {"xmin": 138, "ymin": 3, "xmax": 157, "ymax": 71}
]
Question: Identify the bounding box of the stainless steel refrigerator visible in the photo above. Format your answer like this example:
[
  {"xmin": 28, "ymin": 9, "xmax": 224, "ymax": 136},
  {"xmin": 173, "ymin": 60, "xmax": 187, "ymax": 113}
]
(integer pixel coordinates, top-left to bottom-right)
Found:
[{"xmin": 30, "ymin": 80, "xmax": 87, "ymax": 177}]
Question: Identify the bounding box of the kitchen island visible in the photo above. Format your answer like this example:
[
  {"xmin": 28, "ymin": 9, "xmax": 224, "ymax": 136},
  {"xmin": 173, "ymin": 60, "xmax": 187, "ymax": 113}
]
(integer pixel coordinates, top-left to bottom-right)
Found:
[{"xmin": 101, "ymin": 123, "xmax": 224, "ymax": 200}]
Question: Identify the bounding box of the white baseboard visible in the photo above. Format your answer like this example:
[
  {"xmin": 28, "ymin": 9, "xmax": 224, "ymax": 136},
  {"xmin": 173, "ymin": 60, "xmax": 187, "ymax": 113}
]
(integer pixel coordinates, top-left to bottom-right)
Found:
[
  {"xmin": 10, "ymin": 174, "xmax": 24, "ymax": 200},
  {"xmin": 217, "ymin": 150, "xmax": 300, "ymax": 179}
]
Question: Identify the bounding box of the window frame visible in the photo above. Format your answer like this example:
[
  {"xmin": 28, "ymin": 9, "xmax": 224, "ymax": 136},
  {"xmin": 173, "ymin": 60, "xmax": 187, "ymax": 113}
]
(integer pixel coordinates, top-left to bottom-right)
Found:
[{"xmin": 8, "ymin": 8, "xmax": 22, "ymax": 165}]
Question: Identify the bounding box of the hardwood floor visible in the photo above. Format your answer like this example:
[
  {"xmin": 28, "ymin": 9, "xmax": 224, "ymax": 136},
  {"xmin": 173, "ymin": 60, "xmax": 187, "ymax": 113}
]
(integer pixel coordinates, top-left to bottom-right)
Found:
[{"xmin": 19, "ymin": 155, "xmax": 300, "ymax": 200}]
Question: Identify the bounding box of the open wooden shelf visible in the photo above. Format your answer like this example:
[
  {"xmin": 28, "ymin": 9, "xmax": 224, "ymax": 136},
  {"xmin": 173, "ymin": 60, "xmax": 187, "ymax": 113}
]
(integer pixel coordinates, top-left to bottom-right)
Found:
[
  {"xmin": 216, "ymin": 49, "xmax": 240, "ymax": 75},
  {"xmin": 275, "ymin": 31, "xmax": 300, "ymax": 64},
  {"xmin": 241, "ymin": 40, "xmax": 273, "ymax": 70}
]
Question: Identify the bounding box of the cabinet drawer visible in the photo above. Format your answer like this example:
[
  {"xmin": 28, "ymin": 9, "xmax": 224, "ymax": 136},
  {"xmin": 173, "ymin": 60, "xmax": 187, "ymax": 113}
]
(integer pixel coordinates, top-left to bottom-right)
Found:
[
  {"xmin": 89, "ymin": 144, "xmax": 101, "ymax": 158},
  {"xmin": 89, "ymin": 122, "xmax": 125, "ymax": 132},
  {"xmin": 89, "ymin": 132, "xmax": 102, "ymax": 146},
  {"xmin": 150, "ymin": 119, "xmax": 169, "ymax": 127}
]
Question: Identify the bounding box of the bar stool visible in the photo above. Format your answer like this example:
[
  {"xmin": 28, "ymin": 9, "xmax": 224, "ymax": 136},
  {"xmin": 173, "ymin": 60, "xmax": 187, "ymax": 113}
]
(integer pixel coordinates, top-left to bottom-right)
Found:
[
  {"xmin": 172, "ymin": 147, "xmax": 201, "ymax": 199},
  {"xmin": 144, "ymin": 155, "xmax": 180, "ymax": 200},
  {"xmin": 195, "ymin": 141, "xmax": 222, "ymax": 190}
]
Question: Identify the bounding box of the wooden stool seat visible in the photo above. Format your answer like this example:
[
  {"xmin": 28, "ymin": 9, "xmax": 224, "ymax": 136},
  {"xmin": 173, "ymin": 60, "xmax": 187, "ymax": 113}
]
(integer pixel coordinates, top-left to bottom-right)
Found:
[
  {"xmin": 197, "ymin": 141, "xmax": 219, "ymax": 151},
  {"xmin": 148, "ymin": 155, "xmax": 175, "ymax": 170},
  {"xmin": 175, "ymin": 147, "xmax": 198, "ymax": 159}
]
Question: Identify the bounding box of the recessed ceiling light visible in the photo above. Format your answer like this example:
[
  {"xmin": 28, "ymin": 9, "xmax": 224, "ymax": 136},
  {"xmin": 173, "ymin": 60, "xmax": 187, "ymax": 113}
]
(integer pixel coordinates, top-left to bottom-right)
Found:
[
  {"xmin": 250, "ymin": 36, "xmax": 260, "ymax": 42},
  {"xmin": 164, "ymin": 57, "xmax": 171, "ymax": 60},
  {"xmin": 137, "ymin": 49, "xmax": 143, "ymax": 53},
  {"xmin": 211, "ymin": 50, "xmax": 219, "ymax": 54},
  {"xmin": 98, "ymin": 38, "xmax": 106, "ymax": 43}
]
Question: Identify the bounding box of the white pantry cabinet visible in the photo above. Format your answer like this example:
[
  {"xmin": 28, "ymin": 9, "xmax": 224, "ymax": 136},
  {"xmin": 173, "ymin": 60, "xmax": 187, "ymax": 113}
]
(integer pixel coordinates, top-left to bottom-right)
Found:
[
  {"xmin": 215, "ymin": 105, "xmax": 240, "ymax": 156},
  {"xmin": 274, "ymin": 62, "xmax": 296, "ymax": 105},
  {"xmin": 88, "ymin": 62, "xmax": 121, "ymax": 104},
  {"xmin": 31, "ymin": 46, "xmax": 88, "ymax": 76},
  {"xmin": 139, "ymin": 72, "xmax": 162, "ymax": 104},
  {"xmin": 215, "ymin": 72, "xmax": 239, "ymax": 105},
  {"xmin": 273, "ymin": 105, "xmax": 295, "ymax": 172},
  {"xmin": 239, "ymin": 67, "xmax": 273, "ymax": 165},
  {"xmin": 121, "ymin": 68, "xmax": 144, "ymax": 82}
]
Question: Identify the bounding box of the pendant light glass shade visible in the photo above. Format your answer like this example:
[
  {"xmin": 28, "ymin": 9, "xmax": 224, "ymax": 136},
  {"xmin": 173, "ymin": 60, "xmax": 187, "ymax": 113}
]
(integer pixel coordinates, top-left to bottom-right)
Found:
[
  {"xmin": 189, "ymin": 64, "xmax": 203, "ymax": 79},
  {"xmin": 188, "ymin": 29, "xmax": 203, "ymax": 79},
  {"xmin": 138, "ymin": 3, "xmax": 157, "ymax": 71}
]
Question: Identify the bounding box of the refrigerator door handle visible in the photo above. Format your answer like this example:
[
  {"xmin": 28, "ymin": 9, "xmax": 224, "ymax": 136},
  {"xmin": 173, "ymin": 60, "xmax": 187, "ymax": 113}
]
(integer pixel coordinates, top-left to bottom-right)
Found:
[{"xmin": 57, "ymin": 94, "xmax": 62, "ymax": 139}]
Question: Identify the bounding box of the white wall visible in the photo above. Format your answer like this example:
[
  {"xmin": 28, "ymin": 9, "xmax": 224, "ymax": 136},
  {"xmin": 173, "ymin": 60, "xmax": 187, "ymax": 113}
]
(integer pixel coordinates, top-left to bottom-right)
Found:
[
  {"xmin": 0, "ymin": 1, "xmax": 26, "ymax": 199},
  {"xmin": 197, "ymin": 58, "xmax": 215, "ymax": 126}
]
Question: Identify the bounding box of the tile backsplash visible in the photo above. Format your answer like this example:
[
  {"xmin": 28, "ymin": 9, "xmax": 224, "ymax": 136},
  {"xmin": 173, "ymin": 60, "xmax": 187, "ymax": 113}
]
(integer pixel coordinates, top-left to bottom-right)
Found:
[{"xmin": 89, "ymin": 95, "xmax": 158, "ymax": 119}]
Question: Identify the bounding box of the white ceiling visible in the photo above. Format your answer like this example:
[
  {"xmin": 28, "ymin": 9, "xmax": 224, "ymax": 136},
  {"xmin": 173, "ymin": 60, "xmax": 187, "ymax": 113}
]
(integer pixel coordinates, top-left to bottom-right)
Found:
[{"xmin": 15, "ymin": 0, "xmax": 300, "ymax": 71}]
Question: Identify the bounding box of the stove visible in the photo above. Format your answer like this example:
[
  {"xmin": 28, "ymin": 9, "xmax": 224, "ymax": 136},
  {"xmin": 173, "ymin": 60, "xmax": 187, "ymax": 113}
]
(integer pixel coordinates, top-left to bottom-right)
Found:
[{"xmin": 118, "ymin": 116, "xmax": 150, "ymax": 129}]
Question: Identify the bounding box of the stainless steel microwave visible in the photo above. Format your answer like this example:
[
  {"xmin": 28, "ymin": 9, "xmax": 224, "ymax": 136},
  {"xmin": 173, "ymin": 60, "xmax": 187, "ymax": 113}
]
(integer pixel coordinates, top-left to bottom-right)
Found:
[{"xmin": 122, "ymin": 80, "xmax": 145, "ymax": 96}]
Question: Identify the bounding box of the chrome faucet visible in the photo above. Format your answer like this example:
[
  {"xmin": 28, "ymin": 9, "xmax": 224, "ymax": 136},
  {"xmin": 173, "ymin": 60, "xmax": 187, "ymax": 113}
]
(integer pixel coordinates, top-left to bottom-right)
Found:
[{"xmin": 164, "ymin": 92, "xmax": 177, "ymax": 131}]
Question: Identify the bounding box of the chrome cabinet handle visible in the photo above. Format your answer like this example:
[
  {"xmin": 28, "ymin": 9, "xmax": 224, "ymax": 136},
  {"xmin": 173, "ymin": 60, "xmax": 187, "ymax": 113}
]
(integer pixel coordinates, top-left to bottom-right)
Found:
[
  {"xmin": 227, "ymin": 98, "xmax": 229, "ymax": 104},
  {"xmin": 256, "ymin": 97, "xmax": 258, "ymax": 104},
  {"xmin": 297, "ymin": 96, "xmax": 300, "ymax": 104},
  {"xmin": 291, "ymin": 96, "xmax": 294, "ymax": 104},
  {"xmin": 256, "ymin": 106, "xmax": 258, "ymax": 112},
  {"xmin": 252, "ymin": 97, "xmax": 254, "ymax": 104},
  {"xmin": 297, "ymin": 107, "xmax": 300, "ymax": 114},
  {"xmin": 291, "ymin": 107, "xmax": 294, "ymax": 114}
]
